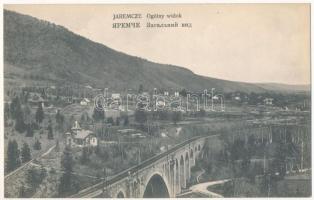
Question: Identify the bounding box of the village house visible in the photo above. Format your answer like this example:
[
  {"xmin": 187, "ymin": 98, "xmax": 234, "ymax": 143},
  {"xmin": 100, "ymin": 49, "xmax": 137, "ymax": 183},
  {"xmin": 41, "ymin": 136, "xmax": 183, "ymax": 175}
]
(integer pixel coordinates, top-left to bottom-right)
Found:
[
  {"xmin": 111, "ymin": 93, "xmax": 121, "ymax": 100},
  {"xmin": 80, "ymin": 98, "xmax": 91, "ymax": 106},
  {"xmin": 65, "ymin": 121, "xmax": 97, "ymax": 147},
  {"xmin": 174, "ymin": 91, "xmax": 179, "ymax": 97},
  {"xmin": 28, "ymin": 92, "xmax": 48, "ymax": 107},
  {"xmin": 263, "ymin": 98, "xmax": 274, "ymax": 105}
]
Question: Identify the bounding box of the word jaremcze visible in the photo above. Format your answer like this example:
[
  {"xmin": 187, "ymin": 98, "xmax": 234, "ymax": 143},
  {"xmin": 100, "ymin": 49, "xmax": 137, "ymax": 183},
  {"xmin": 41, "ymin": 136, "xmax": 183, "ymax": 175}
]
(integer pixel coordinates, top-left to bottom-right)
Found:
[
  {"xmin": 112, "ymin": 13, "xmax": 141, "ymax": 29},
  {"xmin": 113, "ymin": 13, "xmax": 142, "ymax": 20}
]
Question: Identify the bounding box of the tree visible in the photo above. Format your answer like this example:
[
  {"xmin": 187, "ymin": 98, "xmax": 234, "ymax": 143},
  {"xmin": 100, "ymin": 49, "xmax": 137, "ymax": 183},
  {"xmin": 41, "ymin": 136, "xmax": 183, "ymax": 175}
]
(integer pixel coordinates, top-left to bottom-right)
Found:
[
  {"xmin": 18, "ymin": 185, "xmax": 26, "ymax": 198},
  {"xmin": 47, "ymin": 124, "xmax": 54, "ymax": 140},
  {"xmin": 23, "ymin": 104, "xmax": 32, "ymax": 124},
  {"xmin": 80, "ymin": 147, "xmax": 90, "ymax": 164},
  {"xmin": 179, "ymin": 88, "xmax": 187, "ymax": 97},
  {"xmin": 55, "ymin": 139, "xmax": 60, "ymax": 152},
  {"xmin": 33, "ymin": 139, "xmax": 42, "ymax": 150},
  {"xmin": 138, "ymin": 84, "xmax": 144, "ymax": 94},
  {"xmin": 68, "ymin": 115, "xmax": 75, "ymax": 130},
  {"xmin": 135, "ymin": 110, "xmax": 147, "ymax": 124},
  {"xmin": 123, "ymin": 115, "xmax": 129, "ymax": 126},
  {"xmin": 25, "ymin": 124, "xmax": 34, "ymax": 137},
  {"xmin": 15, "ymin": 114, "xmax": 26, "ymax": 133},
  {"xmin": 26, "ymin": 166, "xmax": 46, "ymax": 190},
  {"xmin": 241, "ymin": 149, "xmax": 251, "ymax": 177},
  {"xmin": 92, "ymin": 107, "xmax": 104, "ymax": 122},
  {"xmin": 4, "ymin": 102, "xmax": 10, "ymax": 125},
  {"xmin": 198, "ymin": 109, "xmax": 206, "ymax": 117},
  {"xmin": 247, "ymin": 134, "xmax": 257, "ymax": 156},
  {"xmin": 260, "ymin": 172, "xmax": 277, "ymax": 196},
  {"xmin": 35, "ymin": 103, "xmax": 44, "ymax": 124},
  {"xmin": 10, "ymin": 96, "xmax": 21, "ymax": 119},
  {"xmin": 116, "ymin": 117, "xmax": 120, "ymax": 126},
  {"xmin": 11, "ymin": 97, "xmax": 26, "ymax": 133},
  {"xmin": 6, "ymin": 140, "xmax": 21, "ymax": 172},
  {"xmin": 172, "ymin": 111, "xmax": 182, "ymax": 125},
  {"xmin": 273, "ymin": 141, "xmax": 288, "ymax": 179},
  {"xmin": 55, "ymin": 109, "xmax": 64, "ymax": 130},
  {"xmin": 157, "ymin": 110, "xmax": 169, "ymax": 120},
  {"xmin": 107, "ymin": 117, "xmax": 114, "ymax": 125},
  {"xmin": 94, "ymin": 144, "xmax": 101, "ymax": 156},
  {"xmin": 40, "ymin": 166, "xmax": 47, "ymax": 180},
  {"xmin": 222, "ymin": 180, "xmax": 234, "ymax": 197},
  {"xmin": 58, "ymin": 147, "xmax": 79, "ymax": 196},
  {"xmin": 21, "ymin": 143, "xmax": 31, "ymax": 163}
]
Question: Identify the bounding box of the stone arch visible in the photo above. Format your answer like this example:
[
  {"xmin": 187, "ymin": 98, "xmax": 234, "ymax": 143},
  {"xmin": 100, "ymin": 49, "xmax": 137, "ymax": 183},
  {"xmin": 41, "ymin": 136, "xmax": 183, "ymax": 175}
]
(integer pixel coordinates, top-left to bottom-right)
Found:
[
  {"xmin": 169, "ymin": 160, "xmax": 175, "ymax": 195},
  {"xmin": 190, "ymin": 149, "xmax": 194, "ymax": 160},
  {"xmin": 190, "ymin": 148, "xmax": 194, "ymax": 166},
  {"xmin": 179, "ymin": 155, "xmax": 185, "ymax": 189},
  {"xmin": 117, "ymin": 190, "xmax": 125, "ymax": 198},
  {"xmin": 185, "ymin": 152, "xmax": 190, "ymax": 184},
  {"xmin": 143, "ymin": 173, "xmax": 170, "ymax": 198},
  {"xmin": 175, "ymin": 159, "xmax": 180, "ymax": 194}
]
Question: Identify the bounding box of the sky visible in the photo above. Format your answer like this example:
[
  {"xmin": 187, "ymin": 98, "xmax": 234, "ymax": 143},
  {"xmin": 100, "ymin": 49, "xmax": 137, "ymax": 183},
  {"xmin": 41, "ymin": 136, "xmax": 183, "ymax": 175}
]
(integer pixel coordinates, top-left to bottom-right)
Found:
[{"xmin": 5, "ymin": 4, "xmax": 311, "ymax": 85}]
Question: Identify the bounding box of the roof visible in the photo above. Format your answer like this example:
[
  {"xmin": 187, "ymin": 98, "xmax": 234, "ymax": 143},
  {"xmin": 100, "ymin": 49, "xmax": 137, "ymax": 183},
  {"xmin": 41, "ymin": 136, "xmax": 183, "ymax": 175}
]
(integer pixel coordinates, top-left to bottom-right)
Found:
[
  {"xmin": 71, "ymin": 121, "xmax": 81, "ymax": 131},
  {"xmin": 29, "ymin": 94, "xmax": 45, "ymax": 102},
  {"xmin": 111, "ymin": 93, "xmax": 120, "ymax": 98},
  {"xmin": 74, "ymin": 130, "xmax": 94, "ymax": 139},
  {"xmin": 117, "ymin": 129, "xmax": 136, "ymax": 133},
  {"xmin": 81, "ymin": 98, "xmax": 90, "ymax": 103}
]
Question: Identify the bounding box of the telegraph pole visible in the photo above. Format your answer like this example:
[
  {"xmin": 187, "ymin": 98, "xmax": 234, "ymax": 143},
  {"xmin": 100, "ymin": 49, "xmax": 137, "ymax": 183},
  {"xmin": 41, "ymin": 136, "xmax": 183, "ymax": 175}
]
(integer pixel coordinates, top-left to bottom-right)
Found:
[
  {"xmin": 211, "ymin": 88, "xmax": 215, "ymax": 111},
  {"xmin": 267, "ymin": 174, "xmax": 271, "ymax": 197},
  {"xmin": 138, "ymin": 144, "xmax": 141, "ymax": 165},
  {"xmin": 102, "ymin": 168, "xmax": 107, "ymax": 197},
  {"xmin": 301, "ymin": 140, "xmax": 304, "ymax": 170}
]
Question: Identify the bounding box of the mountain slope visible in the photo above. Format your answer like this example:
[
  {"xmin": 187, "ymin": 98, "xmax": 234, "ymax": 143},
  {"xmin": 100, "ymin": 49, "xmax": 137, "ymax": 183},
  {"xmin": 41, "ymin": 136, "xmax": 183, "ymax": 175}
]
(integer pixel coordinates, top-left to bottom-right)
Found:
[
  {"xmin": 257, "ymin": 83, "xmax": 310, "ymax": 93},
  {"xmin": 3, "ymin": 10, "xmax": 288, "ymax": 93}
]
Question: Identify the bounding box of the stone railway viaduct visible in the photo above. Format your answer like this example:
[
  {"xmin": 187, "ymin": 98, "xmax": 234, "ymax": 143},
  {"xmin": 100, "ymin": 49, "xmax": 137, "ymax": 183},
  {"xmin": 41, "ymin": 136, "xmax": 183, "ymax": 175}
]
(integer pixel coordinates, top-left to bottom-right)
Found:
[
  {"xmin": 71, "ymin": 124, "xmax": 309, "ymax": 198},
  {"xmin": 71, "ymin": 135, "xmax": 218, "ymax": 198}
]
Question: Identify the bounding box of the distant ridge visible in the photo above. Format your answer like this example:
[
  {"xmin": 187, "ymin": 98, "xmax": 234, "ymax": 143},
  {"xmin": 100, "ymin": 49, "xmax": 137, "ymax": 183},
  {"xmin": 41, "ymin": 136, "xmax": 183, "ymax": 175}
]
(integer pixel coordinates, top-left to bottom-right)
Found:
[{"xmin": 3, "ymin": 9, "xmax": 308, "ymax": 93}]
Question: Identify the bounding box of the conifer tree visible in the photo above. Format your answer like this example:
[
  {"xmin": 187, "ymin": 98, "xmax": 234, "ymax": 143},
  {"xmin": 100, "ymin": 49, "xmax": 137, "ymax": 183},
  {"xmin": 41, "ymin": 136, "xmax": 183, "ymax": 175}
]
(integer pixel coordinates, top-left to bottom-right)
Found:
[
  {"xmin": 6, "ymin": 140, "xmax": 21, "ymax": 172},
  {"xmin": 21, "ymin": 142, "xmax": 31, "ymax": 163},
  {"xmin": 26, "ymin": 124, "xmax": 34, "ymax": 137},
  {"xmin": 35, "ymin": 103, "xmax": 44, "ymax": 124},
  {"xmin": 58, "ymin": 147, "xmax": 79, "ymax": 196},
  {"xmin": 33, "ymin": 139, "xmax": 42, "ymax": 150},
  {"xmin": 47, "ymin": 124, "xmax": 54, "ymax": 140}
]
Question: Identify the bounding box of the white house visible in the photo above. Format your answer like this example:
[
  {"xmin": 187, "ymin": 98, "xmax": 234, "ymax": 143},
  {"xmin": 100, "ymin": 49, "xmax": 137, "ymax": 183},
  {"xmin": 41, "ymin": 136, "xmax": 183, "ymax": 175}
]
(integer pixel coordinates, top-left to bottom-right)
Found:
[
  {"xmin": 263, "ymin": 98, "xmax": 274, "ymax": 105},
  {"xmin": 111, "ymin": 93, "xmax": 121, "ymax": 100},
  {"xmin": 65, "ymin": 121, "xmax": 97, "ymax": 147},
  {"xmin": 80, "ymin": 98, "xmax": 91, "ymax": 106},
  {"xmin": 28, "ymin": 93, "xmax": 47, "ymax": 108},
  {"xmin": 213, "ymin": 95, "xmax": 220, "ymax": 100},
  {"xmin": 234, "ymin": 96, "xmax": 241, "ymax": 101}
]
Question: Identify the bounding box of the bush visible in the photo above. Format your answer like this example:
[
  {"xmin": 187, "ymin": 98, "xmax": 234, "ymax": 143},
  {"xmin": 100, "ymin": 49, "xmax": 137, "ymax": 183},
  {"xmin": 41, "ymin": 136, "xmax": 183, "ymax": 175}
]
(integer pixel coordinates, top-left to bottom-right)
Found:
[{"xmin": 33, "ymin": 139, "xmax": 42, "ymax": 150}]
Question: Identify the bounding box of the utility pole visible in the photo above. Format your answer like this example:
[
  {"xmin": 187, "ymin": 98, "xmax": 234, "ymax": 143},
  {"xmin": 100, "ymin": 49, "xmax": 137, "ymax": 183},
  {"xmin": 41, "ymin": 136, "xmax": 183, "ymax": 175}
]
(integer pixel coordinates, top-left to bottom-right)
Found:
[
  {"xmin": 138, "ymin": 144, "xmax": 141, "ymax": 165},
  {"xmin": 301, "ymin": 140, "xmax": 304, "ymax": 170},
  {"xmin": 267, "ymin": 174, "xmax": 271, "ymax": 197},
  {"xmin": 284, "ymin": 126, "xmax": 287, "ymax": 144},
  {"xmin": 102, "ymin": 168, "xmax": 107, "ymax": 197},
  {"xmin": 263, "ymin": 152, "xmax": 266, "ymax": 174},
  {"xmin": 211, "ymin": 88, "xmax": 215, "ymax": 111}
]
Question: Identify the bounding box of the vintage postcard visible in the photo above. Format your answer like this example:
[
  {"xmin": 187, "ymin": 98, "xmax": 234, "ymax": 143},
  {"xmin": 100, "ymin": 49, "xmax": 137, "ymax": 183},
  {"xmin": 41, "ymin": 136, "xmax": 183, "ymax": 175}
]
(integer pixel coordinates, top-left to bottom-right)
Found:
[{"xmin": 2, "ymin": 4, "xmax": 311, "ymax": 198}]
